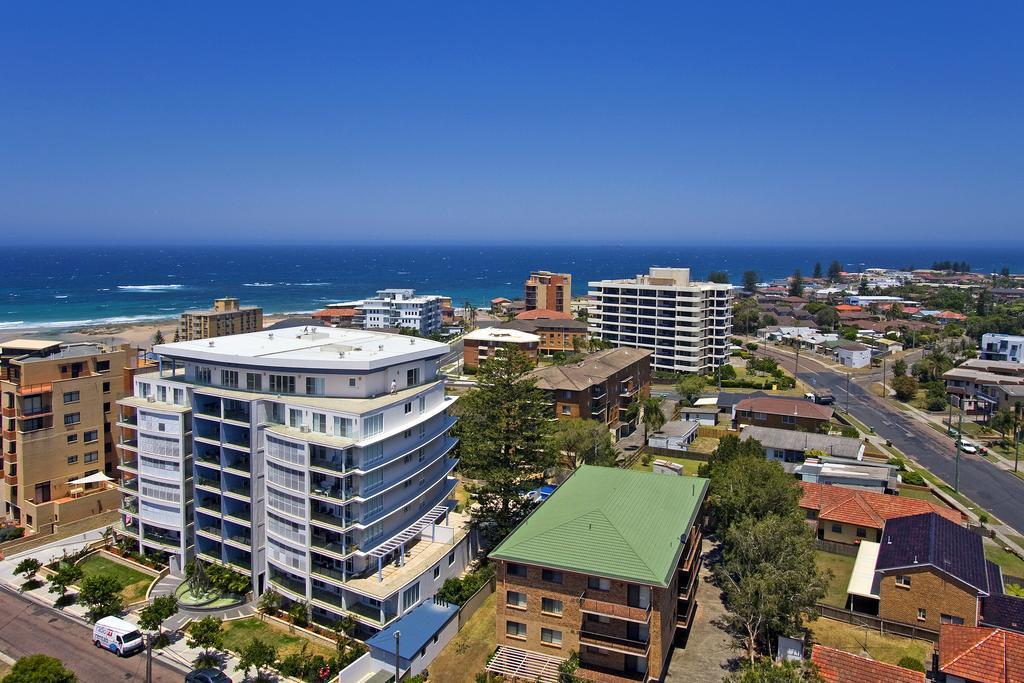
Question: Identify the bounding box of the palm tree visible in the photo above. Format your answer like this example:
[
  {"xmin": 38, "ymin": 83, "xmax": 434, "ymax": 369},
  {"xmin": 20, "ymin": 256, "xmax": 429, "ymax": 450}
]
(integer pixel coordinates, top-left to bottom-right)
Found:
[{"xmin": 626, "ymin": 397, "xmax": 666, "ymax": 444}]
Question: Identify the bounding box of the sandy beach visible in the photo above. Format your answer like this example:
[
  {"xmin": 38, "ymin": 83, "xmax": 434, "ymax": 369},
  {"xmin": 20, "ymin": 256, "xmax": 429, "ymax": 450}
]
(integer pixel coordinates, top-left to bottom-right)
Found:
[{"xmin": 0, "ymin": 315, "xmax": 293, "ymax": 350}]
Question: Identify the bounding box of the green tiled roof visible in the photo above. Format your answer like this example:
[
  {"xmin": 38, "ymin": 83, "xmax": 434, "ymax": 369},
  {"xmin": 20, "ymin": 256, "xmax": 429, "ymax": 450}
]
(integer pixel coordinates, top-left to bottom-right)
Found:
[{"xmin": 490, "ymin": 465, "xmax": 708, "ymax": 587}]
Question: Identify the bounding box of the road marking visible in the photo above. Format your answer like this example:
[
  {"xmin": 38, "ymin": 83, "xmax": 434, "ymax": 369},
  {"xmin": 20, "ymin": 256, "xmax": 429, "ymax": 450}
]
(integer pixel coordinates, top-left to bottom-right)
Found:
[{"xmin": 0, "ymin": 650, "xmax": 15, "ymax": 666}]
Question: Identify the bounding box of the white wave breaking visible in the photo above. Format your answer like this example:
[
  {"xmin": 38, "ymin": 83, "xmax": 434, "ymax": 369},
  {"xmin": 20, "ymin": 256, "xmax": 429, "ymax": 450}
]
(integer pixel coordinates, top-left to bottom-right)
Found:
[
  {"xmin": 0, "ymin": 314, "xmax": 173, "ymax": 331},
  {"xmin": 243, "ymin": 282, "xmax": 275, "ymax": 287},
  {"xmin": 117, "ymin": 284, "xmax": 185, "ymax": 292}
]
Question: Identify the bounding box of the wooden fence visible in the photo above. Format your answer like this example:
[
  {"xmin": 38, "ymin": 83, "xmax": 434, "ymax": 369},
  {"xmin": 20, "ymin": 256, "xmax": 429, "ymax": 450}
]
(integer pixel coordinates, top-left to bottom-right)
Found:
[
  {"xmin": 815, "ymin": 604, "xmax": 940, "ymax": 642},
  {"xmin": 813, "ymin": 539, "xmax": 859, "ymax": 557},
  {"xmin": 697, "ymin": 425, "xmax": 733, "ymax": 440}
]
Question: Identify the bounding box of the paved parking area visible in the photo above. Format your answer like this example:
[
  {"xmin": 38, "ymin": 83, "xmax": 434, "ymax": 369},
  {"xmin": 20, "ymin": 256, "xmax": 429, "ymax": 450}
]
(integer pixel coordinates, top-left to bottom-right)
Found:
[{"xmin": 665, "ymin": 540, "xmax": 741, "ymax": 682}]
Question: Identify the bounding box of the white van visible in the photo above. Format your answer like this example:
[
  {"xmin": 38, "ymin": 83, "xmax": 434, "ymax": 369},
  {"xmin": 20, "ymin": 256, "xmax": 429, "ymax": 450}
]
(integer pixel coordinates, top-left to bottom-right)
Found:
[{"xmin": 92, "ymin": 616, "xmax": 145, "ymax": 656}]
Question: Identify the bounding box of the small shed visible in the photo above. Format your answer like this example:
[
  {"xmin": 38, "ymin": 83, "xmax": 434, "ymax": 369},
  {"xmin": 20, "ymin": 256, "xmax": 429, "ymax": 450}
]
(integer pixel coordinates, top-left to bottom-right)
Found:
[{"xmin": 647, "ymin": 420, "xmax": 699, "ymax": 453}]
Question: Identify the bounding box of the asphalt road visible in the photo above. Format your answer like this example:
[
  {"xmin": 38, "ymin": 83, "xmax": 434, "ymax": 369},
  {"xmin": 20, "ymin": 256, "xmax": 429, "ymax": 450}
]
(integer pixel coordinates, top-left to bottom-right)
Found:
[
  {"xmin": 0, "ymin": 587, "xmax": 182, "ymax": 682},
  {"xmin": 758, "ymin": 346, "xmax": 1024, "ymax": 533}
]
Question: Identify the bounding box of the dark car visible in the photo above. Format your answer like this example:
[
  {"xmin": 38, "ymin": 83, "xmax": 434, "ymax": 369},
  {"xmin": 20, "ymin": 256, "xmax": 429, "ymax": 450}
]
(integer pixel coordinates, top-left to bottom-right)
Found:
[{"xmin": 184, "ymin": 670, "xmax": 231, "ymax": 683}]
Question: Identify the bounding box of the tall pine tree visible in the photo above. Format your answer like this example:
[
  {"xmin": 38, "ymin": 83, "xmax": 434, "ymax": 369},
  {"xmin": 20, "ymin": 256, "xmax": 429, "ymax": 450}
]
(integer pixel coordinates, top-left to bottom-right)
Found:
[{"xmin": 456, "ymin": 348, "xmax": 555, "ymax": 546}]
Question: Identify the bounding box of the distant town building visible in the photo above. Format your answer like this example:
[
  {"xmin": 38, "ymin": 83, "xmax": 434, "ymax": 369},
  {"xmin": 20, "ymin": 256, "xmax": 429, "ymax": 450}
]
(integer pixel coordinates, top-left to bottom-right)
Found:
[
  {"xmin": 1, "ymin": 339, "xmax": 140, "ymax": 533},
  {"xmin": 833, "ymin": 342, "xmax": 872, "ymax": 368},
  {"xmin": 732, "ymin": 396, "xmax": 833, "ymax": 432},
  {"xmin": 647, "ymin": 420, "xmax": 699, "ymax": 454},
  {"xmin": 524, "ymin": 271, "xmax": 572, "ymax": 314},
  {"xmin": 330, "ymin": 289, "xmax": 444, "ymax": 336},
  {"xmin": 462, "ymin": 328, "xmax": 540, "ymax": 370},
  {"xmin": 119, "ymin": 327, "xmax": 472, "ymax": 625},
  {"xmin": 311, "ymin": 307, "xmax": 359, "ymax": 327},
  {"xmin": 943, "ymin": 359, "xmax": 1024, "ymax": 416},
  {"xmin": 981, "ymin": 333, "xmax": 1024, "ymax": 364},
  {"xmin": 588, "ymin": 267, "xmax": 732, "ymax": 373},
  {"xmin": 740, "ymin": 425, "xmax": 865, "ymax": 462},
  {"xmin": 500, "ymin": 315, "xmax": 588, "ymax": 356},
  {"xmin": 178, "ymin": 297, "xmax": 263, "ymax": 341},
  {"xmin": 528, "ymin": 348, "xmax": 650, "ymax": 438},
  {"xmin": 487, "ymin": 466, "xmax": 707, "ymax": 683}
]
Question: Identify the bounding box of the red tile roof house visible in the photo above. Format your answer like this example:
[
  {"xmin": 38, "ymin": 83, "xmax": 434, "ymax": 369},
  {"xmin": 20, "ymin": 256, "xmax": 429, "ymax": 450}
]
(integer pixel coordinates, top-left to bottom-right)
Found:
[
  {"xmin": 732, "ymin": 396, "xmax": 834, "ymax": 432},
  {"xmin": 811, "ymin": 645, "xmax": 925, "ymax": 683},
  {"xmin": 937, "ymin": 624, "xmax": 1024, "ymax": 683},
  {"xmin": 799, "ymin": 481, "xmax": 962, "ymax": 546}
]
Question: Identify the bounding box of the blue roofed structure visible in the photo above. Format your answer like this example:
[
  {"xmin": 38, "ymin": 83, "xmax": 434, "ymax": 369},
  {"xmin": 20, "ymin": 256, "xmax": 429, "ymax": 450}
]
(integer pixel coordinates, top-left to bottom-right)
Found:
[{"xmin": 365, "ymin": 597, "xmax": 459, "ymax": 663}]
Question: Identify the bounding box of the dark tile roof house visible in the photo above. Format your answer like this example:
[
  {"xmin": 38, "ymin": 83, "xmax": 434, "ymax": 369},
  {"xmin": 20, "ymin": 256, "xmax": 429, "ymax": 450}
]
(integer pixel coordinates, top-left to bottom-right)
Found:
[
  {"xmin": 527, "ymin": 347, "xmax": 651, "ymax": 391},
  {"xmin": 982, "ymin": 594, "xmax": 1024, "ymax": 634},
  {"xmin": 733, "ymin": 396, "xmax": 834, "ymax": 421},
  {"xmin": 877, "ymin": 513, "xmax": 1001, "ymax": 596},
  {"xmin": 811, "ymin": 645, "xmax": 925, "ymax": 683},
  {"xmin": 938, "ymin": 624, "xmax": 1024, "ymax": 683}
]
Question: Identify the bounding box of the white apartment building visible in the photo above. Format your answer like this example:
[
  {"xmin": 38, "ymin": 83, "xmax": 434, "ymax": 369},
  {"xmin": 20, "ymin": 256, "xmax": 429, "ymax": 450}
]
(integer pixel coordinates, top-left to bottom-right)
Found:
[
  {"xmin": 331, "ymin": 289, "xmax": 444, "ymax": 336},
  {"xmin": 587, "ymin": 267, "xmax": 732, "ymax": 373},
  {"xmin": 117, "ymin": 327, "xmax": 472, "ymax": 634},
  {"xmin": 981, "ymin": 333, "xmax": 1024, "ymax": 364}
]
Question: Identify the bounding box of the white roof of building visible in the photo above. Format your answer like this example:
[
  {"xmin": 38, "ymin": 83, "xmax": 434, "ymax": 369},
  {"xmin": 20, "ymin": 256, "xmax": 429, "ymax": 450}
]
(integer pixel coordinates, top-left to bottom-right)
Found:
[
  {"xmin": 154, "ymin": 327, "xmax": 448, "ymax": 371},
  {"xmin": 847, "ymin": 541, "xmax": 881, "ymax": 599},
  {"xmin": 694, "ymin": 396, "xmax": 719, "ymax": 407},
  {"xmin": 464, "ymin": 328, "xmax": 540, "ymax": 344}
]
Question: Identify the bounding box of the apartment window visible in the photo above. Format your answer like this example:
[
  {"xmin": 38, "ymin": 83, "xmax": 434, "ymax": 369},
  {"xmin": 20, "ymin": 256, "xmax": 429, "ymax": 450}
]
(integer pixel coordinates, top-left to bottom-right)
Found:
[
  {"xmin": 306, "ymin": 377, "xmax": 325, "ymax": 396},
  {"xmin": 64, "ymin": 412, "xmax": 81, "ymax": 426},
  {"xmin": 402, "ymin": 584, "xmax": 420, "ymax": 611},
  {"xmin": 66, "ymin": 434, "xmax": 78, "ymax": 444},
  {"xmin": 895, "ymin": 575, "xmax": 912, "ymax": 588},
  {"xmin": 67, "ymin": 455, "xmax": 78, "ymax": 465},
  {"xmin": 917, "ymin": 608, "xmax": 927, "ymax": 621},
  {"xmin": 312, "ymin": 413, "xmax": 327, "ymax": 433},
  {"xmin": 561, "ymin": 405, "xmax": 571, "ymax": 416},
  {"xmin": 173, "ymin": 388, "xmax": 184, "ymax": 405},
  {"xmin": 418, "ymin": 396, "xmax": 426, "ymax": 413},
  {"xmin": 940, "ymin": 613, "xmax": 965, "ymax": 625},
  {"xmin": 363, "ymin": 414, "xmax": 383, "ymax": 437},
  {"xmin": 334, "ymin": 416, "xmax": 354, "ymax": 438},
  {"xmin": 856, "ymin": 527, "xmax": 867, "ymax": 538},
  {"xmin": 448, "ymin": 551, "xmax": 456, "ymax": 566},
  {"xmin": 407, "ymin": 368, "xmax": 420, "ymax": 386},
  {"xmin": 505, "ymin": 621, "xmax": 526, "ymax": 639},
  {"xmin": 84, "ymin": 451, "xmax": 99, "ymax": 464},
  {"xmin": 289, "ymin": 409, "xmax": 303, "ymax": 428},
  {"xmin": 404, "ymin": 402, "xmax": 412, "ymax": 414},
  {"xmin": 269, "ymin": 374, "xmax": 296, "ymax": 394},
  {"xmin": 754, "ymin": 412, "xmax": 767, "ymax": 421},
  {"xmin": 103, "ymin": 401, "xmax": 111, "ymax": 414},
  {"xmin": 95, "ymin": 360, "xmax": 110, "ymax": 372},
  {"xmin": 84, "ymin": 430, "xmax": 98, "ymax": 443},
  {"xmin": 156, "ymin": 385, "xmax": 167, "ymax": 402},
  {"xmin": 102, "ymin": 381, "xmax": 110, "ymax": 394},
  {"xmin": 542, "ymin": 569, "xmax": 563, "ymax": 585},
  {"xmin": 195, "ymin": 368, "xmax": 211, "ymax": 385},
  {"xmin": 781, "ymin": 415, "xmax": 795, "ymax": 425},
  {"xmin": 506, "ymin": 563, "xmax": 527, "ymax": 578},
  {"xmin": 221, "ymin": 370, "xmax": 239, "ymax": 388},
  {"xmin": 540, "ymin": 628, "xmax": 562, "ymax": 646},
  {"xmin": 541, "ymin": 597, "xmax": 563, "ymax": 615},
  {"xmin": 588, "ymin": 577, "xmax": 611, "ymax": 591},
  {"xmin": 403, "ymin": 429, "xmax": 412, "ymax": 439},
  {"xmin": 63, "ymin": 391, "xmax": 80, "ymax": 404},
  {"xmin": 506, "ymin": 591, "xmax": 527, "ymax": 609},
  {"xmin": 805, "ymin": 509, "xmax": 818, "ymax": 520},
  {"xmin": 831, "ymin": 523, "xmax": 842, "ymax": 534},
  {"xmin": 433, "ymin": 566, "xmax": 440, "ymax": 580},
  {"xmin": 349, "ymin": 378, "xmax": 356, "ymax": 387},
  {"xmin": 246, "ymin": 373, "xmax": 262, "ymax": 391}
]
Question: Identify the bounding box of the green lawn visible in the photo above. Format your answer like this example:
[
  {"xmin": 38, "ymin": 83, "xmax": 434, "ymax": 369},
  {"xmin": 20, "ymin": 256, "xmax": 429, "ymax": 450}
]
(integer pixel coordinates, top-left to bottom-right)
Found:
[
  {"xmin": 78, "ymin": 554, "xmax": 154, "ymax": 603},
  {"xmin": 897, "ymin": 487, "xmax": 946, "ymax": 507},
  {"xmin": 631, "ymin": 454, "xmax": 708, "ymax": 476},
  {"xmin": 815, "ymin": 551, "xmax": 855, "ymax": 609},
  {"xmin": 984, "ymin": 541, "xmax": 1024, "ymax": 579},
  {"xmin": 221, "ymin": 617, "xmax": 336, "ymax": 659},
  {"xmin": 809, "ymin": 618, "xmax": 932, "ymax": 670},
  {"xmin": 429, "ymin": 593, "xmax": 495, "ymax": 683}
]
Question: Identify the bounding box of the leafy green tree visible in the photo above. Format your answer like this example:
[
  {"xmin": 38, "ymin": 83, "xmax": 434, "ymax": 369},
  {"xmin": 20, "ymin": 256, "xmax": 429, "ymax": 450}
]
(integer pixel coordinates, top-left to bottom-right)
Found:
[
  {"xmin": 139, "ymin": 595, "xmax": 179, "ymax": 636},
  {"xmin": 812, "ymin": 262, "xmax": 823, "ymax": 279},
  {"xmin": 257, "ymin": 588, "xmax": 281, "ymax": 617},
  {"xmin": 625, "ymin": 396, "xmax": 666, "ymax": 444},
  {"xmin": 891, "ymin": 358, "xmax": 907, "ymax": 377},
  {"xmin": 827, "ymin": 260, "xmax": 843, "ymax": 282},
  {"xmin": 890, "ymin": 375, "xmax": 919, "ymax": 402},
  {"xmin": 548, "ymin": 419, "xmax": 616, "ymax": 469},
  {"xmin": 187, "ymin": 617, "xmax": 225, "ymax": 669},
  {"xmin": 742, "ymin": 271, "xmax": 758, "ymax": 292},
  {"xmin": 991, "ymin": 409, "xmax": 1015, "ymax": 438},
  {"xmin": 726, "ymin": 658, "xmax": 824, "ymax": 682},
  {"xmin": 706, "ymin": 456, "xmax": 801, "ymax": 531},
  {"xmin": 675, "ymin": 374, "xmax": 707, "ymax": 405},
  {"xmin": 897, "ymin": 656, "xmax": 926, "ymax": 673},
  {"xmin": 840, "ymin": 326, "xmax": 859, "ymax": 341},
  {"xmin": 77, "ymin": 574, "xmax": 124, "ymax": 622},
  {"xmin": 813, "ymin": 307, "xmax": 839, "ymax": 331},
  {"xmin": 152, "ymin": 329, "xmax": 165, "ymax": 345},
  {"xmin": 235, "ymin": 638, "xmax": 278, "ymax": 681},
  {"xmin": 47, "ymin": 561, "xmax": 83, "ymax": 603},
  {"xmin": 789, "ymin": 270, "xmax": 804, "ymax": 298},
  {"xmin": 699, "ymin": 435, "xmax": 766, "ymax": 478},
  {"xmin": 717, "ymin": 513, "xmax": 831, "ymax": 662},
  {"xmin": 457, "ymin": 348, "xmax": 555, "ymax": 546},
  {"xmin": 708, "ymin": 271, "xmax": 730, "ymax": 284},
  {"xmin": 1, "ymin": 655, "xmax": 76, "ymax": 683},
  {"xmin": 14, "ymin": 558, "xmax": 41, "ymax": 591},
  {"xmin": 717, "ymin": 364, "xmax": 737, "ymax": 381},
  {"xmin": 333, "ymin": 616, "xmax": 356, "ymax": 652},
  {"xmin": 733, "ymin": 298, "xmax": 762, "ymax": 334},
  {"xmin": 288, "ymin": 600, "xmax": 309, "ymax": 627},
  {"xmin": 858, "ymin": 275, "xmax": 870, "ymax": 294}
]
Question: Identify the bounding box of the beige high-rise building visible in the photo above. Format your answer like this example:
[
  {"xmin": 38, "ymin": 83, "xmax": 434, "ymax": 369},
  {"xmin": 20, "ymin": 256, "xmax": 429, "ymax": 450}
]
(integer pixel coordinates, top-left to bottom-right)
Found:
[
  {"xmin": 178, "ymin": 297, "xmax": 263, "ymax": 341},
  {"xmin": 524, "ymin": 271, "xmax": 572, "ymax": 313},
  {"xmin": 0, "ymin": 339, "xmax": 139, "ymax": 533}
]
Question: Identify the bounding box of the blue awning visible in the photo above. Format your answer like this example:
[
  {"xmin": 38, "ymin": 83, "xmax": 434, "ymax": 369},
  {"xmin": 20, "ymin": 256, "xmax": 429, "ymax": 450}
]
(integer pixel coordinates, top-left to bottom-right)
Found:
[{"xmin": 365, "ymin": 599, "xmax": 459, "ymax": 660}]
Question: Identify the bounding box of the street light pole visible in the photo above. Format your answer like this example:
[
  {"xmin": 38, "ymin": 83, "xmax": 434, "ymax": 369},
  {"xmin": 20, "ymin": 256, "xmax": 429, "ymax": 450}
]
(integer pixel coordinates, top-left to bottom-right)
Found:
[
  {"xmin": 950, "ymin": 396, "xmax": 963, "ymax": 493},
  {"xmin": 881, "ymin": 358, "xmax": 886, "ymax": 398},
  {"xmin": 846, "ymin": 373, "xmax": 851, "ymax": 414},
  {"xmin": 394, "ymin": 630, "xmax": 401, "ymax": 683}
]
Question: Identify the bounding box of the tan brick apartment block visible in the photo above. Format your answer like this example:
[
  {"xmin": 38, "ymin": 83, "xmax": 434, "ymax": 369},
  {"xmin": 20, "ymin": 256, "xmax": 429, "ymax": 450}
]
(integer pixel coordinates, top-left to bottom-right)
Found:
[
  {"xmin": 524, "ymin": 271, "xmax": 572, "ymax": 314},
  {"xmin": 178, "ymin": 297, "xmax": 263, "ymax": 341},
  {"xmin": 878, "ymin": 567, "xmax": 982, "ymax": 630}
]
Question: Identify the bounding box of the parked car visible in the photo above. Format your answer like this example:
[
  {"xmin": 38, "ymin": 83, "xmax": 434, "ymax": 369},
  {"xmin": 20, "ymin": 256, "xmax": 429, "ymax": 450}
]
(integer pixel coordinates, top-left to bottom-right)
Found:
[
  {"xmin": 92, "ymin": 616, "xmax": 144, "ymax": 657},
  {"xmin": 958, "ymin": 440, "xmax": 979, "ymax": 455},
  {"xmin": 804, "ymin": 391, "xmax": 835, "ymax": 405},
  {"xmin": 185, "ymin": 669, "xmax": 231, "ymax": 683}
]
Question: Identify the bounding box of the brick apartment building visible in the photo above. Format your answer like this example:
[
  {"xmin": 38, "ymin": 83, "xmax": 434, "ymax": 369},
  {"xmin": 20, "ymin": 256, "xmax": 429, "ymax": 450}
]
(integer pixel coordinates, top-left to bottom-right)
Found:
[
  {"xmin": 502, "ymin": 314, "xmax": 589, "ymax": 356},
  {"xmin": 487, "ymin": 466, "xmax": 707, "ymax": 682},
  {"xmin": 524, "ymin": 271, "xmax": 572, "ymax": 314},
  {"xmin": 1, "ymin": 339, "xmax": 139, "ymax": 533},
  {"xmin": 462, "ymin": 328, "xmax": 541, "ymax": 370},
  {"xmin": 732, "ymin": 395, "xmax": 834, "ymax": 432},
  {"xmin": 528, "ymin": 348, "xmax": 651, "ymax": 438},
  {"xmin": 178, "ymin": 297, "xmax": 263, "ymax": 341}
]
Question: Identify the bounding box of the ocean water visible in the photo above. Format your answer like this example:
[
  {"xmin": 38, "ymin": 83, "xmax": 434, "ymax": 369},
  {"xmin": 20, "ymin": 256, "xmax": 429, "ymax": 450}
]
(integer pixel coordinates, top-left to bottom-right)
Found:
[{"xmin": 2, "ymin": 244, "xmax": 1022, "ymax": 330}]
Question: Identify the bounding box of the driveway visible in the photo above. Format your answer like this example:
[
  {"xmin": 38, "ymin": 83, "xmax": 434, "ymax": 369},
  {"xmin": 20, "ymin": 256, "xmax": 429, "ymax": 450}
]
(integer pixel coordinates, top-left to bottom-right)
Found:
[{"xmin": 665, "ymin": 540, "xmax": 741, "ymax": 682}]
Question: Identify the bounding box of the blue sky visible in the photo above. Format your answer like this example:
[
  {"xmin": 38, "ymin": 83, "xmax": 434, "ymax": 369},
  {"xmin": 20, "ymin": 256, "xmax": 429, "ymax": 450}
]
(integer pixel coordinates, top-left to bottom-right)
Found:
[{"xmin": 1, "ymin": 1, "xmax": 1021, "ymax": 244}]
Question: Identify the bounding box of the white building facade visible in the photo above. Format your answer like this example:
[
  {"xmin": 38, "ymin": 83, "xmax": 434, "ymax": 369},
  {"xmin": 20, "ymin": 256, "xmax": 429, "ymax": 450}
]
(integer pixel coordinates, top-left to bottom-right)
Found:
[
  {"xmin": 981, "ymin": 333, "xmax": 1024, "ymax": 364},
  {"xmin": 331, "ymin": 289, "xmax": 444, "ymax": 336},
  {"xmin": 117, "ymin": 328, "xmax": 473, "ymax": 634},
  {"xmin": 587, "ymin": 267, "xmax": 732, "ymax": 373}
]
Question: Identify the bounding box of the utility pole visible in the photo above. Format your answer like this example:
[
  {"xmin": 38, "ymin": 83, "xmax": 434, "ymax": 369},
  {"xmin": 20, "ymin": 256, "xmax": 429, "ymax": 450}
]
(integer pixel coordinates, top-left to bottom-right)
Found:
[
  {"xmin": 846, "ymin": 373, "xmax": 851, "ymax": 414},
  {"xmin": 794, "ymin": 340, "xmax": 801, "ymax": 380},
  {"xmin": 950, "ymin": 396, "xmax": 963, "ymax": 493},
  {"xmin": 145, "ymin": 634, "xmax": 153, "ymax": 683},
  {"xmin": 394, "ymin": 630, "xmax": 401, "ymax": 683},
  {"xmin": 881, "ymin": 358, "xmax": 886, "ymax": 398}
]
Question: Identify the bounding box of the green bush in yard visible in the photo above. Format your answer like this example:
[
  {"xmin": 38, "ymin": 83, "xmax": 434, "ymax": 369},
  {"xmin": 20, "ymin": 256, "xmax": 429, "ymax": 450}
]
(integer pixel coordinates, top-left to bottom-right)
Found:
[
  {"xmin": 897, "ymin": 656, "xmax": 926, "ymax": 672},
  {"xmin": 437, "ymin": 563, "xmax": 495, "ymax": 605}
]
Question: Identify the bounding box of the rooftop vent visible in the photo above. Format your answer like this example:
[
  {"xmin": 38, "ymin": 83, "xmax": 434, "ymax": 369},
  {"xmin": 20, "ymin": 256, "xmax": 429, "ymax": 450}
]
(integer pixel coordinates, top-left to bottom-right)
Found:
[{"xmin": 208, "ymin": 341, "xmax": 215, "ymax": 347}]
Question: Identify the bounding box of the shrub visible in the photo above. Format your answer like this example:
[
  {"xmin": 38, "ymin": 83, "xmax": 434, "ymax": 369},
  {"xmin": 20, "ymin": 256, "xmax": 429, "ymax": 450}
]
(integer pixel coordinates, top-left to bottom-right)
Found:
[
  {"xmin": 840, "ymin": 426, "xmax": 860, "ymax": 438},
  {"xmin": 437, "ymin": 563, "xmax": 495, "ymax": 605},
  {"xmin": 901, "ymin": 470, "xmax": 926, "ymax": 486},
  {"xmin": 897, "ymin": 656, "xmax": 926, "ymax": 672},
  {"xmin": 0, "ymin": 526, "xmax": 26, "ymax": 542},
  {"xmin": 3, "ymin": 654, "xmax": 76, "ymax": 683}
]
